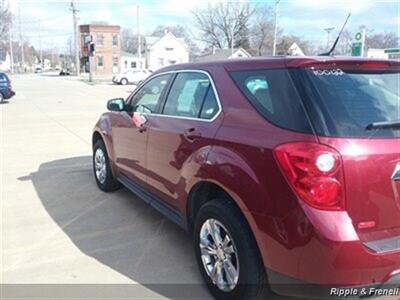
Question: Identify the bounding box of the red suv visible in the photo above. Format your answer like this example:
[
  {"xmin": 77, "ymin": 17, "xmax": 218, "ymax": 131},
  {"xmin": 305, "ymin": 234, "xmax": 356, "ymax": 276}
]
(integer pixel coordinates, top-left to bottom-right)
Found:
[{"xmin": 93, "ymin": 57, "xmax": 400, "ymax": 299}]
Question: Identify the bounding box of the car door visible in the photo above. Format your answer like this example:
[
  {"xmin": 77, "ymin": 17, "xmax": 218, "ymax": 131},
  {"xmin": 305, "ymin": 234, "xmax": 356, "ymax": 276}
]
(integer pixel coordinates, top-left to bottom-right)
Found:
[
  {"xmin": 111, "ymin": 73, "xmax": 172, "ymax": 186},
  {"xmin": 146, "ymin": 71, "xmax": 223, "ymax": 210}
]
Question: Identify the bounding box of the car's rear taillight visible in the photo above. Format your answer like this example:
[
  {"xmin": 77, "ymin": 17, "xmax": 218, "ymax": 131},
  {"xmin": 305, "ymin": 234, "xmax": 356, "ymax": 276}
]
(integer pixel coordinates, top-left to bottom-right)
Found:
[{"xmin": 274, "ymin": 142, "xmax": 345, "ymax": 210}]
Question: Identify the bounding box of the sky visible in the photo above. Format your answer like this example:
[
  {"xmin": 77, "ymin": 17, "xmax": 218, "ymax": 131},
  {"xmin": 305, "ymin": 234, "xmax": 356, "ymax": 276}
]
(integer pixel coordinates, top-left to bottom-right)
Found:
[{"xmin": 8, "ymin": 0, "xmax": 400, "ymax": 52}]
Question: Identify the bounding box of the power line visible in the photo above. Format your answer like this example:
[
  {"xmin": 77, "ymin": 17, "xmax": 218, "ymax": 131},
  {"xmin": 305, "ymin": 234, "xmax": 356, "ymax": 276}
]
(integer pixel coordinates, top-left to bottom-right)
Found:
[
  {"xmin": 18, "ymin": 2, "xmax": 25, "ymax": 67},
  {"xmin": 23, "ymin": 33, "xmax": 74, "ymax": 38},
  {"xmin": 19, "ymin": 15, "xmax": 70, "ymax": 25}
]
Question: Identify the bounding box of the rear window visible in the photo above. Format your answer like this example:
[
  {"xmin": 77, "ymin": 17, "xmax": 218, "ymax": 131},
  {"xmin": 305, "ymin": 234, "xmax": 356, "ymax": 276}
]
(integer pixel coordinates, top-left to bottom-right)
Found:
[
  {"xmin": 230, "ymin": 69, "xmax": 312, "ymax": 133},
  {"xmin": 302, "ymin": 68, "xmax": 400, "ymax": 138}
]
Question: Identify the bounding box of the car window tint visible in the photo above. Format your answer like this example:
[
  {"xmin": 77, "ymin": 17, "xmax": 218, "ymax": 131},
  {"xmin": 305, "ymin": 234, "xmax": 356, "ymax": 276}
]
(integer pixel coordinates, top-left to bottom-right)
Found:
[
  {"xmin": 163, "ymin": 72, "xmax": 210, "ymax": 118},
  {"xmin": 0, "ymin": 74, "xmax": 8, "ymax": 82},
  {"xmin": 131, "ymin": 74, "xmax": 171, "ymax": 113},
  {"xmin": 245, "ymin": 76, "xmax": 273, "ymax": 113},
  {"xmin": 303, "ymin": 69, "xmax": 400, "ymax": 137},
  {"xmin": 200, "ymin": 88, "xmax": 219, "ymax": 120},
  {"xmin": 230, "ymin": 69, "xmax": 313, "ymax": 134}
]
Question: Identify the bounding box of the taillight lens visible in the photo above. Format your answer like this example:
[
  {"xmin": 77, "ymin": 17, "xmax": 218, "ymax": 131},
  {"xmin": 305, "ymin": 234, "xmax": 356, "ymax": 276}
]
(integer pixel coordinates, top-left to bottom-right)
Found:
[{"xmin": 274, "ymin": 142, "xmax": 345, "ymax": 210}]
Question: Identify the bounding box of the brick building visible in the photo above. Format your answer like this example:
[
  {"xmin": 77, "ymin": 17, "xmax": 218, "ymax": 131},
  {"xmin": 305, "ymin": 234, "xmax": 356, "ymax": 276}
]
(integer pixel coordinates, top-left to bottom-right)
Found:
[{"xmin": 79, "ymin": 24, "xmax": 121, "ymax": 76}]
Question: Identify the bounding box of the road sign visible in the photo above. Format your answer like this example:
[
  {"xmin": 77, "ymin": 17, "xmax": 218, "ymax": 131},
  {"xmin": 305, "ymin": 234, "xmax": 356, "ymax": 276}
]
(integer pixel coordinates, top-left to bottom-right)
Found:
[
  {"xmin": 352, "ymin": 42, "xmax": 362, "ymax": 56},
  {"xmin": 384, "ymin": 48, "xmax": 400, "ymax": 54},
  {"xmin": 354, "ymin": 32, "xmax": 362, "ymax": 41}
]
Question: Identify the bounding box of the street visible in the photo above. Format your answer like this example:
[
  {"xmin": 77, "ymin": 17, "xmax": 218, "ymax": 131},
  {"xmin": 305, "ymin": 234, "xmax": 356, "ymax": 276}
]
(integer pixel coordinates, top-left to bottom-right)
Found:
[{"xmin": 1, "ymin": 75, "xmax": 209, "ymax": 299}]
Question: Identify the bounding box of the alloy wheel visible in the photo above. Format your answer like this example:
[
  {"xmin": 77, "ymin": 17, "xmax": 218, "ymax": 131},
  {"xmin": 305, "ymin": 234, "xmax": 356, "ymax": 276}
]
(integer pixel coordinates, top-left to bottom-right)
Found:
[
  {"xmin": 94, "ymin": 148, "xmax": 107, "ymax": 184},
  {"xmin": 199, "ymin": 218, "xmax": 240, "ymax": 292}
]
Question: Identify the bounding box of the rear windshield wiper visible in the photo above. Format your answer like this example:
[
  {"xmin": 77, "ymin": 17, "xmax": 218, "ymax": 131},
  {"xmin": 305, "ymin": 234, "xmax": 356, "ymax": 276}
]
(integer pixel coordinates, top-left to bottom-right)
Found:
[{"xmin": 366, "ymin": 121, "xmax": 400, "ymax": 130}]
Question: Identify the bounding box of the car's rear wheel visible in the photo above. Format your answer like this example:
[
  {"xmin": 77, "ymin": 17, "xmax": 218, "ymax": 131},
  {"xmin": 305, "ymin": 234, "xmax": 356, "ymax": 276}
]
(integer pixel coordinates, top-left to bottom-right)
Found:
[
  {"xmin": 93, "ymin": 139, "xmax": 121, "ymax": 192},
  {"xmin": 120, "ymin": 78, "xmax": 128, "ymax": 85},
  {"xmin": 194, "ymin": 199, "xmax": 268, "ymax": 299}
]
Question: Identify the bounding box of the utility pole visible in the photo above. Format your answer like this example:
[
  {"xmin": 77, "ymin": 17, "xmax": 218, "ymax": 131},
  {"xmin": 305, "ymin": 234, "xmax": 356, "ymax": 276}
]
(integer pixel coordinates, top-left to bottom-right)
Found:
[
  {"xmin": 9, "ymin": 24, "xmax": 14, "ymax": 74},
  {"xmin": 324, "ymin": 27, "xmax": 335, "ymax": 49},
  {"xmin": 361, "ymin": 28, "xmax": 366, "ymax": 57},
  {"xmin": 272, "ymin": 0, "xmax": 280, "ymax": 56},
  {"xmin": 70, "ymin": 1, "xmax": 80, "ymax": 76},
  {"xmin": 137, "ymin": 4, "xmax": 141, "ymax": 69},
  {"xmin": 18, "ymin": 3, "xmax": 25, "ymax": 71},
  {"xmin": 231, "ymin": 23, "xmax": 234, "ymax": 55},
  {"xmin": 39, "ymin": 19, "xmax": 43, "ymax": 69}
]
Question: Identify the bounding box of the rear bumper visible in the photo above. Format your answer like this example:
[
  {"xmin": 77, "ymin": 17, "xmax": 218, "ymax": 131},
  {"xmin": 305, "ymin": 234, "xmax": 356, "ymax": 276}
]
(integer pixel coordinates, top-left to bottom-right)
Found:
[{"xmin": 252, "ymin": 205, "xmax": 400, "ymax": 295}]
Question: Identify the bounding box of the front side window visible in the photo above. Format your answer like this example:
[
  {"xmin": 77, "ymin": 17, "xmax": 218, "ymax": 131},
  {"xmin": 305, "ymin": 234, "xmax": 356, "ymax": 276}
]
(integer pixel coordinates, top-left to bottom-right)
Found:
[
  {"xmin": 230, "ymin": 69, "xmax": 312, "ymax": 133},
  {"xmin": 163, "ymin": 72, "xmax": 218, "ymax": 119},
  {"xmin": 130, "ymin": 74, "xmax": 171, "ymax": 113}
]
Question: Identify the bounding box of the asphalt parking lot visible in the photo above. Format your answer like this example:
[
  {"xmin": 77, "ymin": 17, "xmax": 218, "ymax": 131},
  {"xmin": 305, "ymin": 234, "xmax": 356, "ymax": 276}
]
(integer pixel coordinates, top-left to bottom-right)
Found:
[
  {"xmin": 1, "ymin": 75, "xmax": 397, "ymax": 300},
  {"xmin": 1, "ymin": 75, "xmax": 210, "ymax": 299}
]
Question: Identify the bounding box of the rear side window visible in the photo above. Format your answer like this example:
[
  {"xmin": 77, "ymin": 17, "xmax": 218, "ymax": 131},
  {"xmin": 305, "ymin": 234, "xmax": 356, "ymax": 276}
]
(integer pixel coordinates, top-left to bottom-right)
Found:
[
  {"xmin": 302, "ymin": 68, "xmax": 400, "ymax": 137},
  {"xmin": 230, "ymin": 69, "xmax": 312, "ymax": 133},
  {"xmin": 163, "ymin": 72, "xmax": 219, "ymax": 120}
]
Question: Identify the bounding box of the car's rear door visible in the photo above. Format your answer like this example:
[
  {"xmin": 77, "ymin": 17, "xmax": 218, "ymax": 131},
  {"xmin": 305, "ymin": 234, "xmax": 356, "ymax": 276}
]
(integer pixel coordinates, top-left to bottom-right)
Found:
[
  {"xmin": 299, "ymin": 64, "xmax": 400, "ymax": 245},
  {"xmin": 145, "ymin": 71, "xmax": 223, "ymax": 210},
  {"xmin": 111, "ymin": 73, "xmax": 172, "ymax": 185}
]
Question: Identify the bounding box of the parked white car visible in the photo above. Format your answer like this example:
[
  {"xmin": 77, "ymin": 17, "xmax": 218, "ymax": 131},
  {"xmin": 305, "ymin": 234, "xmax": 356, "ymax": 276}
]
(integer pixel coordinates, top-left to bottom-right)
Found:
[{"xmin": 112, "ymin": 70, "xmax": 152, "ymax": 85}]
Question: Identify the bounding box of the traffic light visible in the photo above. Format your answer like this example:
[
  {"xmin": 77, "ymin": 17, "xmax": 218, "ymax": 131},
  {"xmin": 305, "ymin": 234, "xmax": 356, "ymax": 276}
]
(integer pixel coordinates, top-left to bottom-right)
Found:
[{"xmin": 89, "ymin": 43, "xmax": 95, "ymax": 56}]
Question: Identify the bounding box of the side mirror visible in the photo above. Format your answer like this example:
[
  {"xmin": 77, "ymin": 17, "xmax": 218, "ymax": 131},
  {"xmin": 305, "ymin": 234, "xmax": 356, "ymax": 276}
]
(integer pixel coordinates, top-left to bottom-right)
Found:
[{"xmin": 107, "ymin": 98, "xmax": 125, "ymax": 111}]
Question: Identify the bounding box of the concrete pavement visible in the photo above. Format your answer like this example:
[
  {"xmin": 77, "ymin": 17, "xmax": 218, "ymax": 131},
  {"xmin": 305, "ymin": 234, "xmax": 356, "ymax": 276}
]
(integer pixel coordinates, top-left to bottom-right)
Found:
[{"xmin": 1, "ymin": 75, "xmax": 209, "ymax": 299}]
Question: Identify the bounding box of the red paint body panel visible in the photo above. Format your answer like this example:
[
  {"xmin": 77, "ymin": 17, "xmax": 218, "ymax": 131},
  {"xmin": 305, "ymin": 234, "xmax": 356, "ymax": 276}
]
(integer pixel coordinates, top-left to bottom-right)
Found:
[{"xmin": 93, "ymin": 57, "xmax": 400, "ymax": 291}]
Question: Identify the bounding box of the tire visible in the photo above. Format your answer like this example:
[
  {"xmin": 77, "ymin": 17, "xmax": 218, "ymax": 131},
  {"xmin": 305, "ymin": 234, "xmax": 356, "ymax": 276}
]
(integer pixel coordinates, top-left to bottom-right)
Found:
[
  {"xmin": 120, "ymin": 78, "xmax": 128, "ymax": 85},
  {"xmin": 0, "ymin": 93, "xmax": 4, "ymax": 103},
  {"xmin": 194, "ymin": 199, "xmax": 268, "ymax": 300},
  {"xmin": 93, "ymin": 139, "xmax": 121, "ymax": 192}
]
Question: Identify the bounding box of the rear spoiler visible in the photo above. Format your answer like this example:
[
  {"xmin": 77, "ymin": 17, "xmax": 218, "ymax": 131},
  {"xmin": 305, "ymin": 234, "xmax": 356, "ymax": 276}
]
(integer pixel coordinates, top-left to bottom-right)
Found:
[{"xmin": 285, "ymin": 58, "xmax": 400, "ymax": 69}]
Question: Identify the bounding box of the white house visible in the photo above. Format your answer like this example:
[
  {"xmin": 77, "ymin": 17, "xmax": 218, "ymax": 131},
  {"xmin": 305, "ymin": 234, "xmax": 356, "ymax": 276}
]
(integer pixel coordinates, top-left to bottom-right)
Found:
[
  {"xmin": 120, "ymin": 51, "xmax": 146, "ymax": 73},
  {"xmin": 0, "ymin": 52, "xmax": 11, "ymax": 72},
  {"xmin": 287, "ymin": 43, "xmax": 305, "ymax": 56},
  {"xmin": 145, "ymin": 32, "xmax": 189, "ymax": 71},
  {"xmin": 196, "ymin": 47, "xmax": 251, "ymax": 62},
  {"xmin": 367, "ymin": 48, "xmax": 389, "ymax": 59}
]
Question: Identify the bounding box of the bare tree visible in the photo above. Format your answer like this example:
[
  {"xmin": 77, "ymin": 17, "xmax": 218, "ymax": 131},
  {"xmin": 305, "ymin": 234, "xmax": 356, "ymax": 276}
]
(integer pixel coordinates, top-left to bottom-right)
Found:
[
  {"xmin": 120, "ymin": 28, "xmax": 144, "ymax": 54},
  {"xmin": 152, "ymin": 24, "xmax": 187, "ymax": 37},
  {"xmin": 335, "ymin": 29, "xmax": 353, "ymax": 55},
  {"xmin": 250, "ymin": 6, "xmax": 277, "ymax": 56},
  {"xmin": 366, "ymin": 31, "xmax": 399, "ymax": 49},
  {"xmin": 0, "ymin": 0, "xmax": 12, "ymax": 49},
  {"xmin": 192, "ymin": 2, "xmax": 254, "ymax": 49}
]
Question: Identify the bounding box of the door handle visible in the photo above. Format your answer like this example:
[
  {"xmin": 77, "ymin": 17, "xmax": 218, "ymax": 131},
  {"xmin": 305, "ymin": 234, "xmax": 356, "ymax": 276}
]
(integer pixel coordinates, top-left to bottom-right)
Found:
[
  {"xmin": 184, "ymin": 128, "xmax": 201, "ymax": 141},
  {"xmin": 138, "ymin": 123, "xmax": 147, "ymax": 133}
]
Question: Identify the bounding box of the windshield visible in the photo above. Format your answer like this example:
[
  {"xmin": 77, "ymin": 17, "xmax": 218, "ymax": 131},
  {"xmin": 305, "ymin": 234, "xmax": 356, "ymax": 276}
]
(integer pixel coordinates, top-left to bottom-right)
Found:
[{"xmin": 302, "ymin": 68, "xmax": 400, "ymax": 138}]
